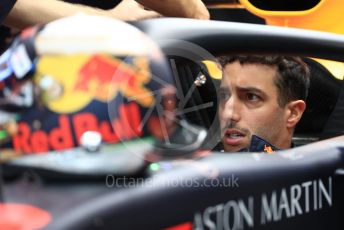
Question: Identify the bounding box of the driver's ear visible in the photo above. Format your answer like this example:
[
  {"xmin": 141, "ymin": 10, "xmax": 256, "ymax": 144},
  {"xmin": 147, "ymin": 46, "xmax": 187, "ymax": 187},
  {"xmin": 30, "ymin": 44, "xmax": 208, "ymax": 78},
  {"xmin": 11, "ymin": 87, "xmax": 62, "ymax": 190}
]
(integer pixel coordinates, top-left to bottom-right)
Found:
[{"xmin": 286, "ymin": 100, "xmax": 306, "ymax": 128}]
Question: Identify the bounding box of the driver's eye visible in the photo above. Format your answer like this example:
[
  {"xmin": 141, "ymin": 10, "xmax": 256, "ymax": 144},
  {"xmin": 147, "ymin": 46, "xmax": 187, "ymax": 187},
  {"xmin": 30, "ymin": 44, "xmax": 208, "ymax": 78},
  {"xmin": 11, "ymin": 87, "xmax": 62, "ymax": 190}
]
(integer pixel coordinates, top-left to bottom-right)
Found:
[
  {"xmin": 247, "ymin": 93, "xmax": 260, "ymax": 101},
  {"xmin": 219, "ymin": 90, "xmax": 230, "ymax": 102}
]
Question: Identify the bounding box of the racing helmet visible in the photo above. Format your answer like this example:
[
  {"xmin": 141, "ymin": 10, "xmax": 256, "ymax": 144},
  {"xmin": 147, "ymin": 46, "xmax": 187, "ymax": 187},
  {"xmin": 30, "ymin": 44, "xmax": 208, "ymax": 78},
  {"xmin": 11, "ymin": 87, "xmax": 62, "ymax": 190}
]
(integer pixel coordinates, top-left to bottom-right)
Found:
[{"xmin": 0, "ymin": 14, "xmax": 206, "ymax": 161}]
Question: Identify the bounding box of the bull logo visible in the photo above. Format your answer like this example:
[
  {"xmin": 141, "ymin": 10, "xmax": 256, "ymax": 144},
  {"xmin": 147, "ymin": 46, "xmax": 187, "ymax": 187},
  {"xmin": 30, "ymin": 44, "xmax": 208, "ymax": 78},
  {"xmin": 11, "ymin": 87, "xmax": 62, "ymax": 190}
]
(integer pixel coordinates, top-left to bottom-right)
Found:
[{"xmin": 34, "ymin": 54, "xmax": 154, "ymax": 113}]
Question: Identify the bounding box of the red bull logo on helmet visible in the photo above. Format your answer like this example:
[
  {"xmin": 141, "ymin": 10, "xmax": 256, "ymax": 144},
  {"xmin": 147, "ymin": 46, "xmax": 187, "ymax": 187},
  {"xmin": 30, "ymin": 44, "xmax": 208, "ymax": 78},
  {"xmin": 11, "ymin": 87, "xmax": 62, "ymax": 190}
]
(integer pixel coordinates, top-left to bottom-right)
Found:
[
  {"xmin": 3, "ymin": 54, "xmax": 162, "ymax": 154},
  {"xmin": 12, "ymin": 102, "xmax": 144, "ymax": 154},
  {"xmin": 34, "ymin": 54, "xmax": 155, "ymax": 114},
  {"xmin": 75, "ymin": 55, "xmax": 155, "ymax": 107}
]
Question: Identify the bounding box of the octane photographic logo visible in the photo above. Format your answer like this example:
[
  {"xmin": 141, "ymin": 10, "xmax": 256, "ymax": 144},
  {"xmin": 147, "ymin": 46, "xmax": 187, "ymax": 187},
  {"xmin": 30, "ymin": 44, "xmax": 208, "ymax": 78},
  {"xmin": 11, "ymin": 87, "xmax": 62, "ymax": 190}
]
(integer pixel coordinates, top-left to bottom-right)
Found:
[{"xmin": 106, "ymin": 39, "xmax": 220, "ymax": 162}]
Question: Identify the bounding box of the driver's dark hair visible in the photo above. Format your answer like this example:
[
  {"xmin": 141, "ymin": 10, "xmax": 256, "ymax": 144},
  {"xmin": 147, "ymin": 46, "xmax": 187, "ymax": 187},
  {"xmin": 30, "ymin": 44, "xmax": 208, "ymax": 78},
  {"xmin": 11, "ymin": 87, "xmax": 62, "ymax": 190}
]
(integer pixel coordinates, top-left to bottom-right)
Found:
[{"xmin": 218, "ymin": 55, "xmax": 310, "ymax": 106}]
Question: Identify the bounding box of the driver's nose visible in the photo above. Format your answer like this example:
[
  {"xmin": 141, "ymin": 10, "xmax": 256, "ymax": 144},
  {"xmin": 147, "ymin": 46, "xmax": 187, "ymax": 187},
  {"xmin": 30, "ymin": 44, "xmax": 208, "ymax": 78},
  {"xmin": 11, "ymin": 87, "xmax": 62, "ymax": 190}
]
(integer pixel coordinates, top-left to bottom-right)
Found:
[{"xmin": 221, "ymin": 95, "xmax": 241, "ymax": 123}]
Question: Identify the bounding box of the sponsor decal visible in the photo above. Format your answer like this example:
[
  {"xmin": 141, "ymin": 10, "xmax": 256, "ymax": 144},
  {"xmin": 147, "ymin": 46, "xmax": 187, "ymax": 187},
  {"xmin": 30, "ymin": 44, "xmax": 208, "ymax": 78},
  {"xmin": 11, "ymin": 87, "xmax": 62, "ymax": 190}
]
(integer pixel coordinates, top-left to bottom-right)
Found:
[
  {"xmin": 263, "ymin": 144, "xmax": 274, "ymax": 153},
  {"xmin": 167, "ymin": 177, "xmax": 332, "ymax": 230},
  {"xmin": 10, "ymin": 44, "xmax": 32, "ymax": 79},
  {"xmin": 12, "ymin": 102, "xmax": 143, "ymax": 153}
]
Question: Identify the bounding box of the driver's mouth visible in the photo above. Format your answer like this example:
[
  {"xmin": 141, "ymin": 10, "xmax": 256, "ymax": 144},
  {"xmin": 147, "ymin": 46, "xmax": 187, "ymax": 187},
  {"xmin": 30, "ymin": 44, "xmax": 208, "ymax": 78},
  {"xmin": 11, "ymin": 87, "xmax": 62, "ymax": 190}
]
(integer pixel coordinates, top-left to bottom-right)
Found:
[{"xmin": 223, "ymin": 129, "xmax": 246, "ymax": 146}]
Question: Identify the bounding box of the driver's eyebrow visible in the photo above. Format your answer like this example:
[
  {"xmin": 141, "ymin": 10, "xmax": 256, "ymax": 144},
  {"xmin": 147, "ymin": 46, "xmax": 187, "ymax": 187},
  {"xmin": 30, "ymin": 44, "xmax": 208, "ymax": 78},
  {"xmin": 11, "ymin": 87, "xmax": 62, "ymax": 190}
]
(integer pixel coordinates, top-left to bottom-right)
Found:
[
  {"xmin": 236, "ymin": 86, "xmax": 267, "ymax": 97},
  {"xmin": 219, "ymin": 87, "xmax": 229, "ymax": 92}
]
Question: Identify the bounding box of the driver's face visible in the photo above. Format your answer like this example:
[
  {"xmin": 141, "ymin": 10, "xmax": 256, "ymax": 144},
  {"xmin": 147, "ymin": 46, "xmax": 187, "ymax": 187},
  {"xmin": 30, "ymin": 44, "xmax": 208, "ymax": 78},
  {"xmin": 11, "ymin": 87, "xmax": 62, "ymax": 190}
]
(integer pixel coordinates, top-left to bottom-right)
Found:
[{"xmin": 218, "ymin": 61, "xmax": 288, "ymax": 152}]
